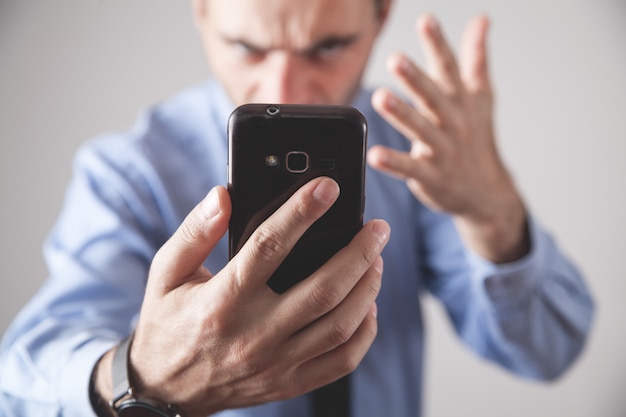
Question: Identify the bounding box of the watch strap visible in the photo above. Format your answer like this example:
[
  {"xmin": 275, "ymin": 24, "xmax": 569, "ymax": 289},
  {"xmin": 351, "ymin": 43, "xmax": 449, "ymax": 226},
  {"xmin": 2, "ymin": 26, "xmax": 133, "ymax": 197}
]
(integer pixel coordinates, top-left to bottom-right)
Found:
[
  {"xmin": 109, "ymin": 335, "xmax": 182, "ymax": 417},
  {"xmin": 111, "ymin": 335, "xmax": 133, "ymax": 406}
]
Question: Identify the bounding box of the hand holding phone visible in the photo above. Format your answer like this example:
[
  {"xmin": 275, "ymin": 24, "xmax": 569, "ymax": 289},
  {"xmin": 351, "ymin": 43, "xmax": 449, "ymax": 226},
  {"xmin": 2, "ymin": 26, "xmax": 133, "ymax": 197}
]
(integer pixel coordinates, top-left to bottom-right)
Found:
[{"xmin": 128, "ymin": 177, "xmax": 388, "ymax": 415}]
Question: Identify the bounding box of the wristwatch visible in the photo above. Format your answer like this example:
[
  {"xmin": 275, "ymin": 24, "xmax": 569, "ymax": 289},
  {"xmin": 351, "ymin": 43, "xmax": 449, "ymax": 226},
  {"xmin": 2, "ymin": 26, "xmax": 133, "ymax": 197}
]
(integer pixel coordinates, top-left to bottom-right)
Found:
[{"xmin": 109, "ymin": 336, "xmax": 183, "ymax": 417}]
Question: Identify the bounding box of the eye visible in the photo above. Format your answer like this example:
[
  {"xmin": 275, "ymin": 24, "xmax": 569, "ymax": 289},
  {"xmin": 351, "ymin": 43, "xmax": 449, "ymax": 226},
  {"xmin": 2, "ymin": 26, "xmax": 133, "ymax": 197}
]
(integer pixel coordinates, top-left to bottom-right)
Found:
[
  {"xmin": 233, "ymin": 41, "xmax": 266, "ymax": 60},
  {"xmin": 311, "ymin": 41, "xmax": 345, "ymax": 61},
  {"xmin": 306, "ymin": 36, "xmax": 357, "ymax": 62}
]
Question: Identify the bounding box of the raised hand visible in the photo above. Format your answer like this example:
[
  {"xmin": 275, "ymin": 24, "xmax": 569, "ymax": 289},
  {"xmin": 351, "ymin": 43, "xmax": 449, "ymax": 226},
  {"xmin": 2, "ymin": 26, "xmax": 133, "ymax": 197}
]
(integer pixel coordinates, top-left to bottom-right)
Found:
[{"xmin": 368, "ymin": 14, "xmax": 529, "ymax": 263}]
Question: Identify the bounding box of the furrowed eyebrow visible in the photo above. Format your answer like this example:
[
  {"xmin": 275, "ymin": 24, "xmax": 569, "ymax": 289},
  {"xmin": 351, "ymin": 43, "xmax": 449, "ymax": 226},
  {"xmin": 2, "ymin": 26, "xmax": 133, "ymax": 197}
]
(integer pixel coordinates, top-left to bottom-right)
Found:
[
  {"xmin": 303, "ymin": 34, "xmax": 359, "ymax": 55},
  {"xmin": 220, "ymin": 33, "xmax": 360, "ymax": 55},
  {"xmin": 221, "ymin": 36, "xmax": 268, "ymax": 54}
]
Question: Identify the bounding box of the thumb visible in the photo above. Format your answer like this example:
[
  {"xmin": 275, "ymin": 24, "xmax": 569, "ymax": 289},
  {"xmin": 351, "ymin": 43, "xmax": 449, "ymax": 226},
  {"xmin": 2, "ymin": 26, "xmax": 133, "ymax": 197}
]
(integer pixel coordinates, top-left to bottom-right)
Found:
[{"xmin": 148, "ymin": 186, "xmax": 231, "ymax": 295}]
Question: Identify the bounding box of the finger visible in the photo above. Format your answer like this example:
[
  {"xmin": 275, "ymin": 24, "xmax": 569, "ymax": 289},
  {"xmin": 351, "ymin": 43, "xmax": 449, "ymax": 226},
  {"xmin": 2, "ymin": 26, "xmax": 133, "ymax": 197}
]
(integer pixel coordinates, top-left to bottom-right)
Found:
[
  {"xmin": 371, "ymin": 87, "xmax": 442, "ymax": 154},
  {"xmin": 416, "ymin": 14, "xmax": 465, "ymax": 96},
  {"xmin": 150, "ymin": 186, "xmax": 231, "ymax": 294},
  {"xmin": 277, "ymin": 219, "xmax": 389, "ymax": 332},
  {"xmin": 227, "ymin": 177, "xmax": 340, "ymax": 292},
  {"xmin": 460, "ymin": 15, "xmax": 492, "ymax": 95},
  {"xmin": 292, "ymin": 307, "xmax": 378, "ymax": 393},
  {"xmin": 285, "ymin": 256, "xmax": 382, "ymax": 363},
  {"xmin": 386, "ymin": 53, "xmax": 447, "ymax": 124},
  {"xmin": 367, "ymin": 145, "xmax": 433, "ymax": 183}
]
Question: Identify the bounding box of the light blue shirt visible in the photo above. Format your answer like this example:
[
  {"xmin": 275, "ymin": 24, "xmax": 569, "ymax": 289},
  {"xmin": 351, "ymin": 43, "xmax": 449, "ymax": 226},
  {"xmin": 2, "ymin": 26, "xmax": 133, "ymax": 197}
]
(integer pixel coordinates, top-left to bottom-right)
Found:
[{"xmin": 0, "ymin": 80, "xmax": 594, "ymax": 417}]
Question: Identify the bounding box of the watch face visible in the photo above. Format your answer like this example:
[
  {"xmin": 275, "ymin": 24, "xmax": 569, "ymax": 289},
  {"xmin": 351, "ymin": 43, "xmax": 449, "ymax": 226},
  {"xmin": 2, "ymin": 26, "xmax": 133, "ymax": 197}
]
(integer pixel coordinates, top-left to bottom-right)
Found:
[{"xmin": 118, "ymin": 399, "xmax": 175, "ymax": 417}]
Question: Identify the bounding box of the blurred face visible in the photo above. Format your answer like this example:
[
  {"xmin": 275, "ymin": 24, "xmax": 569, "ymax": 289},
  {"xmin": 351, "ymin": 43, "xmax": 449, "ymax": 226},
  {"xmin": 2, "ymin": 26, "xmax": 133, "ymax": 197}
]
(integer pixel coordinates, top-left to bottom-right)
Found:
[{"xmin": 193, "ymin": 0, "xmax": 388, "ymax": 105}]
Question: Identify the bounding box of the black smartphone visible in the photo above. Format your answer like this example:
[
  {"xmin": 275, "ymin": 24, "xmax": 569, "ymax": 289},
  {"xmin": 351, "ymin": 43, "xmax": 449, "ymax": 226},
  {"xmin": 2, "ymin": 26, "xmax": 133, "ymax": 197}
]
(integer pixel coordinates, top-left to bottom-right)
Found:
[{"xmin": 227, "ymin": 103, "xmax": 367, "ymax": 293}]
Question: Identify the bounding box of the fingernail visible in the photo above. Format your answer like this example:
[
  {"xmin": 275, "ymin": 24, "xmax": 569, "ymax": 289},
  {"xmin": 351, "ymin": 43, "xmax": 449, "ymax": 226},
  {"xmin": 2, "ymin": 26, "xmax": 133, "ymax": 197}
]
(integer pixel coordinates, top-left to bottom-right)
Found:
[
  {"xmin": 384, "ymin": 92, "xmax": 398, "ymax": 110},
  {"xmin": 427, "ymin": 15, "xmax": 439, "ymax": 33},
  {"xmin": 369, "ymin": 147, "xmax": 388, "ymax": 166},
  {"xmin": 371, "ymin": 220, "xmax": 390, "ymax": 243},
  {"xmin": 370, "ymin": 302, "xmax": 378, "ymax": 318},
  {"xmin": 205, "ymin": 187, "xmax": 221, "ymax": 219},
  {"xmin": 398, "ymin": 55, "xmax": 412, "ymax": 74},
  {"xmin": 313, "ymin": 178, "xmax": 339, "ymax": 205}
]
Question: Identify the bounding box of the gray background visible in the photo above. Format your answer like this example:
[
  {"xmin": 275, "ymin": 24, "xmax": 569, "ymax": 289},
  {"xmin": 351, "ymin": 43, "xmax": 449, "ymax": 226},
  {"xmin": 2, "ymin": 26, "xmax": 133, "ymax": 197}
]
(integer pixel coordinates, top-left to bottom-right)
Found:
[{"xmin": 1, "ymin": 0, "xmax": 625, "ymax": 416}]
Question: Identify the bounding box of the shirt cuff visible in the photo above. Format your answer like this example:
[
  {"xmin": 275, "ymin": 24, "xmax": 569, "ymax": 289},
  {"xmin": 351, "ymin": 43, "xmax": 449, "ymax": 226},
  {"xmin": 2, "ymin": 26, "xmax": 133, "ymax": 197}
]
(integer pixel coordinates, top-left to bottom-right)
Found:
[
  {"xmin": 464, "ymin": 215, "xmax": 555, "ymax": 311},
  {"xmin": 57, "ymin": 337, "xmax": 117, "ymax": 417}
]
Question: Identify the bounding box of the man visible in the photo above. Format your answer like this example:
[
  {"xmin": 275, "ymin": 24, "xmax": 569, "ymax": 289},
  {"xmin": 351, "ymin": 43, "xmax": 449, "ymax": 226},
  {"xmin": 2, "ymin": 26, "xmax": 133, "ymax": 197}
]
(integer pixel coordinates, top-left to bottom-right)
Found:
[{"xmin": 0, "ymin": 0, "xmax": 594, "ymax": 416}]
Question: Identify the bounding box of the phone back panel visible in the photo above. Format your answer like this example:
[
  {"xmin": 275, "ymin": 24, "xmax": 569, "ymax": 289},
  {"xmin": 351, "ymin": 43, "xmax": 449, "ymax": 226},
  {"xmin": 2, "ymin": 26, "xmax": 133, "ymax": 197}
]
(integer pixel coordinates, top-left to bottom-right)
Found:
[{"xmin": 228, "ymin": 104, "xmax": 367, "ymax": 293}]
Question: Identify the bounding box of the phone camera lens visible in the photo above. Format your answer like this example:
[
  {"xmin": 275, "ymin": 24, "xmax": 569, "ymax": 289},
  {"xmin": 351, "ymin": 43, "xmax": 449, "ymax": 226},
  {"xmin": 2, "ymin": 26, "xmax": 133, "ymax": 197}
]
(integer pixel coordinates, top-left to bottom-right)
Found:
[
  {"xmin": 266, "ymin": 105, "xmax": 280, "ymax": 116},
  {"xmin": 286, "ymin": 151, "xmax": 309, "ymax": 173},
  {"xmin": 265, "ymin": 155, "xmax": 280, "ymax": 169}
]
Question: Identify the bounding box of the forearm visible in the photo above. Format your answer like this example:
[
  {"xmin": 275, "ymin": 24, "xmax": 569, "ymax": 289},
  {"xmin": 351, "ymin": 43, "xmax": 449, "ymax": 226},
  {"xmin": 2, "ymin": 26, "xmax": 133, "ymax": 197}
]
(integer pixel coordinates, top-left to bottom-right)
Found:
[
  {"xmin": 461, "ymin": 216, "xmax": 594, "ymax": 379},
  {"xmin": 0, "ymin": 319, "xmax": 118, "ymax": 417}
]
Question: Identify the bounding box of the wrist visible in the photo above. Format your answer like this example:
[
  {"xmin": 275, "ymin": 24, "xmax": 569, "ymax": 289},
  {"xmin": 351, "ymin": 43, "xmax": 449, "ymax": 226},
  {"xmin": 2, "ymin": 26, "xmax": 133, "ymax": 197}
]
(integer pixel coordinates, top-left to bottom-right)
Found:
[
  {"xmin": 456, "ymin": 188, "xmax": 530, "ymax": 264},
  {"xmin": 110, "ymin": 335, "xmax": 183, "ymax": 417},
  {"xmin": 89, "ymin": 337, "xmax": 183, "ymax": 417}
]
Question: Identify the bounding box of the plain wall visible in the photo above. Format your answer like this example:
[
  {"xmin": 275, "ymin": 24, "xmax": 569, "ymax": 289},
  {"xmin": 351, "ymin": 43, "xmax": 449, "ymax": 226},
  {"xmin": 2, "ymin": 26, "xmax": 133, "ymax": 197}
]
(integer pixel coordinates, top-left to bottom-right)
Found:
[{"xmin": 1, "ymin": 0, "xmax": 625, "ymax": 416}]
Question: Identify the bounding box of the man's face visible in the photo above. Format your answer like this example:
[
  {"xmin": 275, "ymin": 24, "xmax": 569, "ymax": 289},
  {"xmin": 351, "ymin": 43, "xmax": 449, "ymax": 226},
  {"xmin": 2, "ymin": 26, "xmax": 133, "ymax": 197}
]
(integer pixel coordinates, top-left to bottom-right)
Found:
[{"xmin": 193, "ymin": 0, "xmax": 387, "ymax": 105}]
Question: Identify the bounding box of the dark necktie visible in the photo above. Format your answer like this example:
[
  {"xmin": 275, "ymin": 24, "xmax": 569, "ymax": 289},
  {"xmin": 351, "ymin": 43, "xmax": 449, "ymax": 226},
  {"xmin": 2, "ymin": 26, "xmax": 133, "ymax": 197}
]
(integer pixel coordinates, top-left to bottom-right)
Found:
[{"xmin": 312, "ymin": 374, "xmax": 350, "ymax": 417}]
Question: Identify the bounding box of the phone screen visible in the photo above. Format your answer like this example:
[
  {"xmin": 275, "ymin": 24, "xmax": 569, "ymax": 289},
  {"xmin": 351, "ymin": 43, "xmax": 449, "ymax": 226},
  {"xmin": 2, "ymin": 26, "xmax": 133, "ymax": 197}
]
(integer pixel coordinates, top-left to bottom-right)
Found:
[{"xmin": 228, "ymin": 104, "xmax": 367, "ymax": 293}]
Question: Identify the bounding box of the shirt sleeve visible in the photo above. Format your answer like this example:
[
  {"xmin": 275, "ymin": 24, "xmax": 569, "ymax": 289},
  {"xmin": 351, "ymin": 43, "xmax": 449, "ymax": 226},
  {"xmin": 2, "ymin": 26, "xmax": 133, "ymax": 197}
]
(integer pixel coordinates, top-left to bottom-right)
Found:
[
  {"xmin": 421, "ymin": 209, "xmax": 595, "ymax": 380},
  {"xmin": 0, "ymin": 138, "xmax": 167, "ymax": 417}
]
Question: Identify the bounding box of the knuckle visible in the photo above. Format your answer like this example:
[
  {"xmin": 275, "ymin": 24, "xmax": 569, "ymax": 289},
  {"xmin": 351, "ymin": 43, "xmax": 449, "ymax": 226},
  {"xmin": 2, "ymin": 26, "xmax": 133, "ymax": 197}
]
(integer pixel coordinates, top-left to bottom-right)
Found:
[
  {"xmin": 396, "ymin": 98, "xmax": 414, "ymax": 119},
  {"xmin": 309, "ymin": 281, "xmax": 339, "ymax": 313},
  {"xmin": 421, "ymin": 92, "xmax": 440, "ymax": 113},
  {"xmin": 339, "ymin": 351, "xmax": 362, "ymax": 375},
  {"xmin": 445, "ymin": 88, "xmax": 463, "ymax": 105},
  {"xmin": 291, "ymin": 199, "xmax": 313, "ymax": 226},
  {"xmin": 327, "ymin": 320, "xmax": 356, "ymax": 347},
  {"xmin": 358, "ymin": 242, "xmax": 379, "ymax": 271},
  {"xmin": 441, "ymin": 54, "xmax": 458, "ymax": 74},
  {"xmin": 179, "ymin": 218, "xmax": 200, "ymax": 246},
  {"xmin": 179, "ymin": 202, "xmax": 216, "ymax": 245},
  {"xmin": 366, "ymin": 274, "xmax": 382, "ymax": 300},
  {"xmin": 251, "ymin": 227, "xmax": 288, "ymax": 262}
]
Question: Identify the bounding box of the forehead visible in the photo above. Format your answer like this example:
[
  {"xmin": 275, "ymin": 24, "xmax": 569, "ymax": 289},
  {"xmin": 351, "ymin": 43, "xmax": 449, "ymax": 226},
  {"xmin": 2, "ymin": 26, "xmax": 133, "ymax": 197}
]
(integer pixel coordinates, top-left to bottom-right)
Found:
[{"xmin": 206, "ymin": 0, "xmax": 377, "ymax": 47}]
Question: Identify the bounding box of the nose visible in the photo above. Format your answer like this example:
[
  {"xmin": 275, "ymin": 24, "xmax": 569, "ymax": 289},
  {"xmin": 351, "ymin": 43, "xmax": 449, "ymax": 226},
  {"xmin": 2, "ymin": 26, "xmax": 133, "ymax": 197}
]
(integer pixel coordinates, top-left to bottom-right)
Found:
[{"xmin": 261, "ymin": 52, "xmax": 313, "ymax": 104}]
